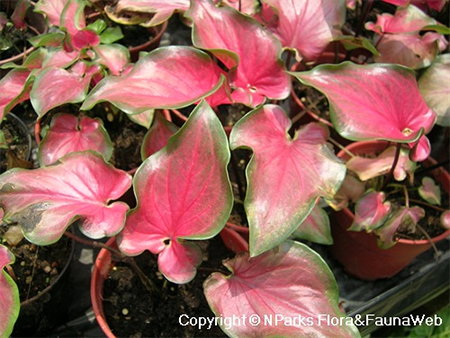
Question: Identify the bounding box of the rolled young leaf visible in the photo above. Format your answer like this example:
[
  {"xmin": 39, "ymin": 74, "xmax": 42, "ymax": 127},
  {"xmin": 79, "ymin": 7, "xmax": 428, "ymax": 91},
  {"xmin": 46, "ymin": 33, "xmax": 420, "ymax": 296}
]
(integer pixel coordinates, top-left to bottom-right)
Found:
[
  {"xmin": 0, "ymin": 245, "xmax": 20, "ymax": 338},
  {"xmin": 230, "ymin": 105, "xmax": 346, "ymax": 256},
  {"xmin": 0, "ymin": 152, "xmax": 132, "ymax": 245},
  {"xmin": 118, "ymin": 101, "xmax": 233, "ymax": 284},
  {"xmin": 204, "ymin": 240, "xmax": 360, "ymax": 338}
]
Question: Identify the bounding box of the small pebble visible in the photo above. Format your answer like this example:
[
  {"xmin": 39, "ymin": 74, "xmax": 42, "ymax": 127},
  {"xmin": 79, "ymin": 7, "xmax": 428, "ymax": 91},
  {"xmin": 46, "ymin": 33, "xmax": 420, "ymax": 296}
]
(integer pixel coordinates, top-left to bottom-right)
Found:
[
  {"xmin": 43, "ymin": 266, "xmax": 51, "ymax": 273},
  {"xmin": 122, "ymin": 308, "xmax": 129, "ymax": 316}
]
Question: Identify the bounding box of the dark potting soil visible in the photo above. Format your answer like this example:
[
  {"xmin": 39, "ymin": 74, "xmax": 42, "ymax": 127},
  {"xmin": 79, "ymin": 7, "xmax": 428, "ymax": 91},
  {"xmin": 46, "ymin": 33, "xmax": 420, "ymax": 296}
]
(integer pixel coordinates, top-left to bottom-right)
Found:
[
  {"xmin": 0, "ymin": 226, "xmax": 72, "ymax": 303},
  {"xmin": 103, "ymin": 236, "xmax": 234, "ymax": 338},
  {"xmin": 0, "ymin": 113, "xmax": 32, "ymax": 173}
]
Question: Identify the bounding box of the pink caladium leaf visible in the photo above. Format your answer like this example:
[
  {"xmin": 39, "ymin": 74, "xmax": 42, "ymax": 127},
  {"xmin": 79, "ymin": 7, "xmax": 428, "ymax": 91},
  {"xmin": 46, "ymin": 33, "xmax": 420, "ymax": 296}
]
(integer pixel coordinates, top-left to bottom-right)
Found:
[
  {"xmin": 349, "ymin": 191, "xmax": 392, "ymax": 232},
  {"xmin": 375, "ymin": 206, "xmax": 425, "ymax": 249},
  {"xmin": 292, "ymin": 62, "xmax": 437, "ymax": 143},
  {"xmin": 418, "ymin": 54, "xmax": 450, "ymax": 127},
  {"xmin": 409, "ymin": 135, "xmax": 431, "ymax": 162},
  {"xmin": 107, "ymin": 0, "xmax": 190, "ymax": 27},
  {"xmin": 204, "ymin": 240, "xmax": 360, "ymax": 338},
  {"xmin": 141, "ymin": 113, "xmax": 179, "ymax": 160},
  {"xmin": 418, "ymin": 177, "xmax": 441, "ymax": 205},
  {"xmin": 117, "ymin": 101, "xmax": 233, "ymax": 283},
  {"xmin": 220, "ymin": 0, "xmax": 259, "ymax": 15},
  {"xmin": 230, "ymin": 105, "xmax": 346, "ymax": 256},
  {"xmin": 34, "ymin": 0, "xmax": 67, "ymax": 27},
  {"xmin": 38, "ymin": 114, "xmax": 114, "ymax": 166},
  {"xmin": 91, "ymin": 44, "xmax": 130, "ymax": 76},
  {"xmin": 291, "ymin": 205, "xmax": 333, "ymax": 245},
  {"xmin": 60, "ymin": 0, "xmax": 87, "ymax": 39},
  {"xmin": 30, "ymin": 62, "xmax": 101, "ymax": 118},
  {"xmin": 11, "ymin": 0, "xmax": 30, "ymax": 30},
  {"xmin": 0, "ymin": 69, "xmax": 30, "ymax": 121},
  {"xmin": 330, "ymin": 175, "xmax": 366, "ymax": 211},
  {"xmin": 260, "ymin": 0, "xmax": 346, "ymax": 61},
  {"xmin": 0, "ymin": 152, "xmax": 132, "ymax": 245},
  {"xmin": 346, "ymin": 146, "xmax": 417, "ymax": 182},
  {"xmin": 372, "ymin": 31, "xmax": 445, "ymax": 69},
  {"xmin": 127, "ymin": 110, "xmax": 154, "ymax": 129},
  {"xmin": 187, "ymin": 0, "xmax": 291, "ymax": 107},
  {"xmin": 0, "ymin": 245, "xmax": 20, "ymax": 338},
  {"xmin": 82, "ymin": 46, "xmax": 225, "ymax": 114}
]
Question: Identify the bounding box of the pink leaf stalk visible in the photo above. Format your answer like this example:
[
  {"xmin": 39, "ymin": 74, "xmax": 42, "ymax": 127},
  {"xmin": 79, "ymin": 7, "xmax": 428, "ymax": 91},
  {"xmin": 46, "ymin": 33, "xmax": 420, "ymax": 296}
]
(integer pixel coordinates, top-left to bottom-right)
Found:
[{"xmin": 118, "ymin": 101, "xmax": 233, "ymax": 283}]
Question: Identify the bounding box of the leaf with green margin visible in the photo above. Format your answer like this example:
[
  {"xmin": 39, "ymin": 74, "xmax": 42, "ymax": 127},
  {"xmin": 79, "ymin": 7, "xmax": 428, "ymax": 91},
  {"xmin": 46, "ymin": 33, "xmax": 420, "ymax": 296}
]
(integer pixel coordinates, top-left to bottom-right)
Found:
[
  {"xmin": 349, "ymin": 191, "xmax": 391, "ymax": 232},
  {"xmin": 128, "ymin": 110, "xmax": 155, "ymax": 129},
  {"xmin": 117, "ymin": 101, "xmax": 233, "ymax": 284},
  {"xmin": 81, "ymin": 46, "xmax": 225, "ymax": 114},
  {"xmin": 418, "ymin": 177, "xmax": 441, "ymax": 205},
  {"xmin": 186, "ymin": 0, "xmax": 290, "ymax": 107},
  {"xmin": 0, "ymin": 152, "xmax": 132, "ymax": 245},
  {"xmin": 38, "ymin": 114, "xmax": 114, "ymax": 166},
  {"xmin": 291, "ymin": 205, "xmax": 333, "ymax": 245},
  {"xmin": 418, "ymin": 54, "xmax": 450, "ymax": 127},
  {"xmin": 230, "ymin": 105, "xmax": 346, "ymax": 256},
  {"xmin": 204, "ymin": 240, "xmax": 360, "ymax": 338},
  {"xmin": 30, "ymin": 62, "xmax": 101, "ymax": 118},
  {"xmin": 0, "ymin": 68, "xmax": 30, "ymax": 121},
  {"xmin": 0, "ymin": 244, "xmax": 20, "ymax": 338},
  {"xmin": 141, "ymin": 113, "xmax": 179, "ymax": 160},
  {"xmin": 91, "ymin": 44, "xmax": 130, "ymax": 76},
  {"xmin": 260, "ymin": 0, "xmax": 346, "ymax": 61},
  {"xmin": 291, "ymin": 62, "xmax": 436, "ymax": 143}
]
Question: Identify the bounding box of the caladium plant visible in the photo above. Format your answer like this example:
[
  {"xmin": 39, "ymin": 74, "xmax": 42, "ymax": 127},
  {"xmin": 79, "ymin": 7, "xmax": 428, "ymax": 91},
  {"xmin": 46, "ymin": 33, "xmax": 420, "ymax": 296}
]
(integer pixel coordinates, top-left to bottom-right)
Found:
[{"xmin": 0, "ymin": 0, "xmax": 449, "ymax": 336}]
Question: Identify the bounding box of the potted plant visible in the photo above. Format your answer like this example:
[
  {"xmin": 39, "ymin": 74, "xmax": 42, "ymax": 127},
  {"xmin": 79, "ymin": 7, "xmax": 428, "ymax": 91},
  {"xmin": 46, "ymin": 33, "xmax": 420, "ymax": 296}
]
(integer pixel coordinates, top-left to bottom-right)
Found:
[{"xmin": 1, "ymin": 0, "xmax": 449, "ymax": 337}]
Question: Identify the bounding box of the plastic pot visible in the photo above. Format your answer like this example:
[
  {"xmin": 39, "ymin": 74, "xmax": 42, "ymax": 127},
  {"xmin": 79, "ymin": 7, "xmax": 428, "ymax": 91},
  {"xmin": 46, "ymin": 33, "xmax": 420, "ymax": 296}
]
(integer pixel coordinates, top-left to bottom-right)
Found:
[{"xmin": 329, "ymin": 140, "xmax": 450, "ymax": 280}]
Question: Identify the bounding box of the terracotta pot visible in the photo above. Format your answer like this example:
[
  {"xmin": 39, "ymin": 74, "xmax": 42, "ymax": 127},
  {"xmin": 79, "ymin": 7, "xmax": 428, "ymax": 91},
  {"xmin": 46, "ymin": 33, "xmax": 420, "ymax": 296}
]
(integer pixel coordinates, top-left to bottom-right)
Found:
[
  {"xmin": 219, "ymin": 225, "xmax": 249, "ymax": 253},
  {"xmin": 91, "ymin": 237, "xmax": 117, "ymax": 338},
  {"xmin": 329, "ymin": 140, "xmax": 450, "ymax": 280}
]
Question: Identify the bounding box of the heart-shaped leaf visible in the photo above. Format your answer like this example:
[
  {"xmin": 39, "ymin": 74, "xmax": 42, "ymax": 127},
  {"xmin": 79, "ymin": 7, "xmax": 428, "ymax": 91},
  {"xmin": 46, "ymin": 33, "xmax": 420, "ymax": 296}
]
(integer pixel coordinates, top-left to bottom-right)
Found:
[
  {"xmin": 187, "ymin": 0, "xmax": 291, "ymax": 107},
  {"xmin": 34, "ymin": 0, "xmax": 67, "ymax": 27},
  {"xmin": 418, "ymin": 177, "xmax": 441, "ymax": 205},
  {"xmin": 30, "ymin": 62, "xmax": 101, "ymax": 118},
  {"xmin": 127, "ymin": 110, "xmax": 155, "ymax": 129},
  {"xmin": 291, "ymin": 205, "xmax": 333, "ymax": 245},
  {"xmin": 0, "ymin": 245, "xmax": 20, "ymax": 338},
  {"xmin": 141, "ymin": 113, "xmax": 178, "ymax": 160},
  {"xmin": 375, "ymin": 206, "xmax": 425, "ymax": 249},
  {"xmin": 0, "ymin": 69, "xmax": 31, "ymax": 121},
  {"xmin": 292, "ymin": 62, "xmax": 436, "ymax": 143},
  {"xmin": 349, "ymin": 191, "xmax": 392, "ymax": 232},
  {"xmin": 230, "ymin": 105, "xmax": 346, "ymax": 256},
  {"xmin": 38, "ymin": 114, "xmax": 114, "ymax": 166},
  {"xmin": 82, "ymin": 46, "xmax": 225, "ymax": 114},
  {"xmin": 204, "ymin": 240, "xmax": 360, "ymax": 338},
  {"xmin": 91, "ymin": 44, "xmax": 130, "ymax": 76},
  {"xmin": 260, "ymin": 0, "xmax": 346, "ymax": 61},
  {"xmin": 117, "ymin": 101, "xmax": 233, "ymax": 283},
  {"xmin": 0, "ymin": 152, "xmax": 132, "ymax": 245},
  {"xmin": 418, "ymin": 54, "xmax": 450, "ymax": 127}
]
